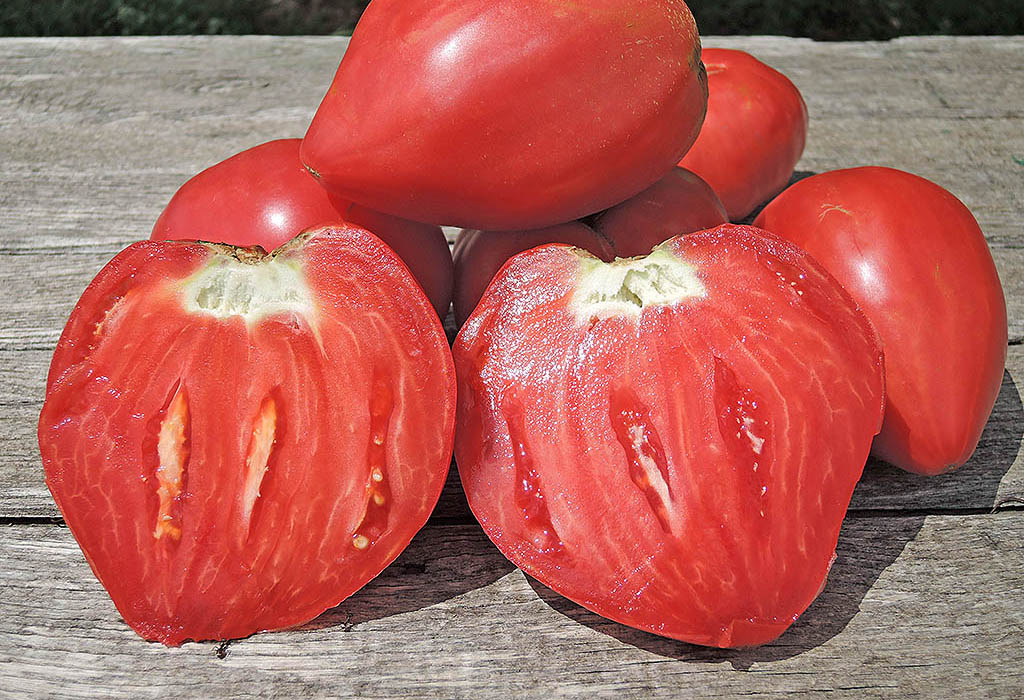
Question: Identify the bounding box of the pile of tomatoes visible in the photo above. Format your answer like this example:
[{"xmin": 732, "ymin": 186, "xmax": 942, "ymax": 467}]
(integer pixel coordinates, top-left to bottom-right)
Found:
[{"xmin": 38, "ymin": 0, "xmax": 1006, "ymax": 649}]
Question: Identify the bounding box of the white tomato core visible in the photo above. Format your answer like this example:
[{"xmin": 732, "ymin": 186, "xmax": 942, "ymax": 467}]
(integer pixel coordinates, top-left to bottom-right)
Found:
[
  {"xmin": 181, "ymin": 249, "xmax": 316, "ymax": 322},
  {"xmin": 570, "ymin": 246, "xmax": 705, "ymax": 321}
]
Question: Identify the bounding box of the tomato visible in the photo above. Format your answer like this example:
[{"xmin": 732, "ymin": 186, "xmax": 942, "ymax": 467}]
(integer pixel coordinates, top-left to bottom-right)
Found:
[
  {"xmin": 679, "ymin": 48, "xmax": 808, "ymax": 220},
  {"xmin": 39, "ymin": 226, "xmax": 456, "ymax": 645},
  {"xmin": 754, "ymin": 167, "xmax": 1007, "ymax": 475},
  {"xmin": 591, "ymin": 167, "xmax": 728, "ymax": 257},
  {"xmin": 454, "ymin": 224, "xmax": 884, "ymax": 647},
  {"xmin": 301, "ymin": 0, "xmax": 707, "ymax": 230},
  {"xmin": 152, "ymin": 139, "xmax": 453, "ymax": 317},
  {"xmin": 453, "ymin": 223, "xmax": 614, "ymax": 326}
]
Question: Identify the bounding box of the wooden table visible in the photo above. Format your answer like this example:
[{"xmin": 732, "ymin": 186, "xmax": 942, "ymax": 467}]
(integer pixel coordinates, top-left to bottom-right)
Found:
[{"xmin": 1, "ymin": 35, "xmax": 1022, "ymax": 698}]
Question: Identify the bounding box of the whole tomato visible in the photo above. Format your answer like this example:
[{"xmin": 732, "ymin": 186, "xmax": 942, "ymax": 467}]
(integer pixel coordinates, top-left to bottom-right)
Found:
[
  {"xmin": 302, "ymin": 0, "xmax": 707, "ymax": 230},
  {"xmin": 152, "ymin": 139, "xmax": 454, "ymax": 317},
  {"xmin": 591, "ymin": 167, "xmax": 728, "ymax": 257},
  {"xmin": 453, "ymin": 223, "xmax": 614, "ymax": 326},
  {"xmin": 755, "ymin": 166, "xmax": 1007, "ymax": 475},
  {"xmin": 679, "ymin": 48, "xmax": 808, "ymax": 220}
]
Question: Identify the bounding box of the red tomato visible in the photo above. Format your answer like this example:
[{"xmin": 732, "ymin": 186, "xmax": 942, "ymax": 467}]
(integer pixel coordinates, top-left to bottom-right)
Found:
[
  {"xmin": 152, "ymin": 139, "xmax": 454, "ymax": 317},
  {"xmin": 454, "ymin": 224, "xmax": 884, "ymax": 647},
  {"xmin": 591, "ymin": 167, "xmax": 728, "ymax": 257},
  {"xmin": 754, "ymin": 167, "xmax": 1007, "ymax": 475},
  {"xmin": 679, "ymin": 48, "xmax": 808, "ymax": 220},
  {"xmin": 302, "ymin": 1, "xmax": 707, "ymax": 230},
  {"xmin": 453, "ymin": 223, "xmax": 614, "ymax": 326},
  {"xmin": 39, "ymin": 226, "xmax": 456, "ymax": 645}
]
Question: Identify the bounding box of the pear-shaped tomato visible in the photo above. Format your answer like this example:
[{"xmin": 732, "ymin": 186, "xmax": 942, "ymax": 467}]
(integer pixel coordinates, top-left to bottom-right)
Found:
[
  {"xmin": 40, "ymin": 226, "xmax": 456, "ymax": 645},
  {"xmin": 454, "ymin": 224, "xmax": 884, "ymax": 647},
  {"xmin": 679, "ymin": 49, "xmax": 808, "ymax": 220},
  {"xmin": 302, "ymin": 0, "xmax": 707, "ymax": 229},
  {"xmin": 755, "ymin": 167, "xmax": 1007, "ymax": 475}
]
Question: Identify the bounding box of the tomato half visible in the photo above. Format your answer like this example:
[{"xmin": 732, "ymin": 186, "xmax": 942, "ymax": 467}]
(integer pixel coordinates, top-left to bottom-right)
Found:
[
  {"xmin": 453, "ymin": 223, "xmax": 614, "ymax": 327},
  {"xmin": 591, "ymin": 167, "xmax": 728, "ymax": 257},
  {"xmin": 454, "ymin": 224, "xmax": 884, "ymax": 647},
  {"xmin": 301, "ymin": 0, "xmax": 707, "ymax": 229},
  {"xmin": 679, "ymin": 48, "xmax": 808, "ymax": 220},
  {"xmin": 151, "ymin": 139, "xmax": 453, "ymax": 317},
  {"xmin": 754, "ymin": 167, "xmax": 1007, "ymax": 475},
  {"xmin": 39, "ymin": 226, "xmax": 456, "ymax": 645}
]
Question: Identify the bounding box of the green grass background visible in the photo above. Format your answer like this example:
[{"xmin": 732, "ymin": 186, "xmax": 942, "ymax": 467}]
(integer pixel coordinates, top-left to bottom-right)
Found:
[{"xmin": 2, "ymin": 0, "xmax": 1022, "ymax": 39}]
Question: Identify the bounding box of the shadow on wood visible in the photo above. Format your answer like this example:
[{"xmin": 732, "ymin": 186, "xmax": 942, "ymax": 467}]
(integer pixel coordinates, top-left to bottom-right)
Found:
[
  {"xmin": 526, "ymin": 366, "xmax": 1022, "ymax": 666},
  {"xmin": 852, "ymin": 367, "xmax": 1024, "ymax": 510},
  {"xmin": 295, "ymin": 518, "xmax": 514, "ymax": 632}
]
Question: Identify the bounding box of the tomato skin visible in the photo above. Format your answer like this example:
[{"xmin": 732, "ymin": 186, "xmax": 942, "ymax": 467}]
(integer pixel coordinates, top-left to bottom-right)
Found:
[
  {"xmin": 754, "ymin": 167, "xmax": 1007, "ymax": 475},
  {"xmin": 679, "ymin": 48, "xmax": 808, "ymax": 220},
  {"xmin": 301, "ymin": 1, "xmax": 707, "ymax": 230},
  {"xmin": 454, "ymin": 225, "xmax": 884, "ymax": 647},
  {"xmin": 591, "ymin": 167, "xmax": 728, "ymax": 257},
  {"xmin": 453, "ymin": 223, "xmax": 614, "ymax": 326},
  {"xmin": 151, "ymin": 139, "xmax": 453, "ymax": 317},
  {"xmin": 40, "ymin": 226, "xmax": 456, "ymax": 645}
]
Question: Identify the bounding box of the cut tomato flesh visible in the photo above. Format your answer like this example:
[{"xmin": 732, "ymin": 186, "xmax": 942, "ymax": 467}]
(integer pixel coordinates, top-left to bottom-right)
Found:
[
  {"xmin": 454, "ymin": 224, "xmax": 884, "ymax": 648},
  {"xmin": 39, "ymin": 226, "xmax": 456, "ymax": 645}
]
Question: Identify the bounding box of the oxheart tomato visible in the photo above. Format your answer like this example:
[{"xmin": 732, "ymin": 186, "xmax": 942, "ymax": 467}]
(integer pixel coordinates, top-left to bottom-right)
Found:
[
  {"xmin": 754, "ymin": 167, "xmax": 1007, "ymax": 475},
  {"xmin": 679, "ymin": 48, "xmax": 808, "ymax": 220},
  {"xmin": 453, "ymin": 223, "xmax": 614, "ymax": 326},
  {"xmin": 454, "ymin": 224, "xmax": 884, "ymax": 648},
  {"xmin": 591, "ymin": 167, "xmax": 728, "ymax": 257},
  {"xmin": 301, "ymin": 0, "xmax": 708, "ymax": 230},
  {"xmin": 39, "ymin": 226, "xmax": 456, "ymax": 645},
  {"xmin": 152, "ymin": 139, "xmax": 454, "ymax": 317}
]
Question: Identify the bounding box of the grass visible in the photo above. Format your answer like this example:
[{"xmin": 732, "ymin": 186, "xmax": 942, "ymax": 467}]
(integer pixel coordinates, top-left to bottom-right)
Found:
[{"xmin": 2, "ymin": 0, "xmax": 1022, "ymax": 39}]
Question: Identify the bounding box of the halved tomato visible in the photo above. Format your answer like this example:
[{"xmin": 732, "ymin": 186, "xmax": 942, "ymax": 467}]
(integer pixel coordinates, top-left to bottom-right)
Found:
[
  {"xmin": 39, "ymin": 226, "xmax": 456, "ymax": 645},
  {"xmin": 151, "ymin": 139, "xmax": 453, "ymax": 317},
  {"xmin": 454, "ymin": 224, "xmax": 884, "ymax": 647}
]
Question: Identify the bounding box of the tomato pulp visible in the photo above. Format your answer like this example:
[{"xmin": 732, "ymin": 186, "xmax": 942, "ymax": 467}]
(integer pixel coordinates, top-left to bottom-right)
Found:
[
  {"xmin": 454, "ymin": 224, "xmax": 884, "ymax": 647},
  {"xmin": 39, "ymin": 226, "xmax": 456, "ymax": 644}
]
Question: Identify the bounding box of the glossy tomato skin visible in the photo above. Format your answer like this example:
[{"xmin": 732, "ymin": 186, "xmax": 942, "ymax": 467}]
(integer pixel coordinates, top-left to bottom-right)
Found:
[
  {"xmin": 453, "ymin": 223, "xmax": 615, "ymax": 326},
  {"xmin": 454, "ymin": 225, "xmax": 884, "ymax": 647},
  {"xmin": 679, "ymin": 48, "xmax": 808, "ymax": 220},
  {"xmin": 40, "ymin": 226, "xmax": 456, "ymax": 645},
  {"xmin": 302, "ymin": 1, "xmax": 707, "ymax": 230},
  {"xmin": 591, "ymin": 167, "xmax": 728, "ymax": 257},
  {"xmin": 151, "ymin": 139, "xmax": 453, "ymax": 317},
  {"xmin": 754, "ymin": 167, "xmax": 1007, "ymax": 475}
]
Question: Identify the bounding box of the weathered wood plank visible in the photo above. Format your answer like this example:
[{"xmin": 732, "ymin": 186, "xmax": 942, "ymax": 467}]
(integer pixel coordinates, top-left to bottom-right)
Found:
[{"xmin": 1, "ymin": 514, "xmax": 1021, "ymax": 698}]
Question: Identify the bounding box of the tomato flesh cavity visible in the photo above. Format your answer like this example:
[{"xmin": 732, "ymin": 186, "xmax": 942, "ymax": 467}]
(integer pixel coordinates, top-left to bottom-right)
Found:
[
  {"xmin": 454, "ymin": 224, "xmax": 884, "ymax": 648},
  {"xmin": 755, "ymin": 167, "xmax": 1007, "ymax": 475},
  {"xmin": 39, "ymin": 226, "xmax": 456, "ymax": 645}
]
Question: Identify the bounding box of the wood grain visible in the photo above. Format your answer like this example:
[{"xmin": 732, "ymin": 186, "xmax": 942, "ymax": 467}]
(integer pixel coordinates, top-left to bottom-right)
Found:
[{"xmin": 1, "ymin": 515, "xmax": 1022, "ymax": 698}]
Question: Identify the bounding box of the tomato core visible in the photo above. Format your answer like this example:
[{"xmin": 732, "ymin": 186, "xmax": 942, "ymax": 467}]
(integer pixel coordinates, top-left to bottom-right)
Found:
[{"xmin": 570, "ymin": 247, "xmax": 706, "ymax": 321}]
